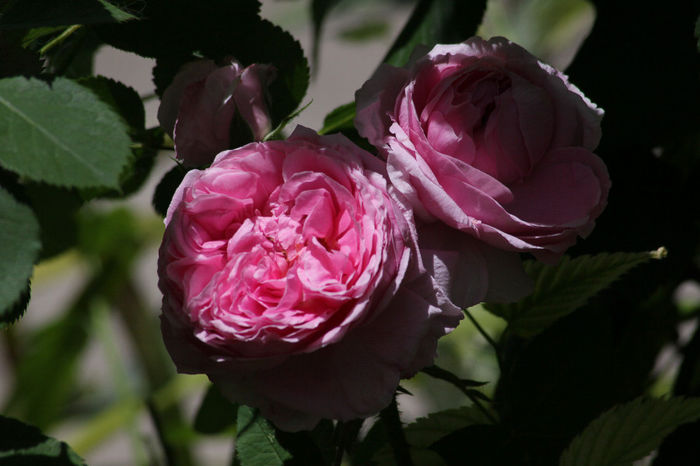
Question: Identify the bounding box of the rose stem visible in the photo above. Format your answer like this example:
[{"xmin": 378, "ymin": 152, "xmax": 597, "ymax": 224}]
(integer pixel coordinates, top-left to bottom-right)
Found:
[
  {"xmin": 421, "ymin": 365, "xmax": 498, "ymax": 425},
  {"xmin": 463, "ymin": 307, "xmax": 502, "ymax": 367},
  {"xmin": 379, "ymin": 394, "xmax": 414, "ymax": 466}
]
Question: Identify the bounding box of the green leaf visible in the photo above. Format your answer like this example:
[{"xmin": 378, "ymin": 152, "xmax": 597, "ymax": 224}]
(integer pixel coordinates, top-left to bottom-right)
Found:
[
  {"xmin": 339, "ymin": 20, "xmax": 390, "ymax": 43},
  {"xmin": 0, "ymin": 0, "xmax": 137, "ymax": 30},
  {"xmin": 0, "ymin": 30, "xmax": 42, "ymax": 78},
  {"xmin": 430, "ymin": 424, "xmax": 516, "ymax": 465},
  {"xmin": 193, "ymin": 385, "xmax": 238, "ymax": 435},
  {"xmin": 383, "ymin": 0, "xmax": 487, "ymax": 67},
  {"xmin": 0, "ymin": 415, "xmax": 85, "ymax": 465},
  {"xmin": 77, "ymin": 76, "xmax": 145, "ymax": 134},
  {"xmin": 0, "ymin": 77, "xmax": 132, "ymax": 188},
  {"xmin": 311, "ymin": 0, "xmax": 343, "ymax": 64},
  {"xmin": 404, "ymin": 405, "xmax": 493, "ymax": 448},
  {"xmin": 275, "ymin": 419, "xmax": 336, "ymax": 466},
  {"xmin": 263, "ymin": 100, "xmax": 312, "ymax": 141},
  {"xmin": 40, "ymin": 26, "xmax": 101, "ymax": 79},
  {"xmin": 24, "ymin": 183, "xmax": 83, "ymax": 259},
  {"xmin": 235, "ymin": 405, "xmax": 291, "ymax": 466},
  {"xmin": 152, "ymin": 165, "xmax": 187, "ymax": 218},
  {"xmin": 1, "ymin": 280, "xmax": 31, "ymax": 327},
  {"xmin": 0, "ymin": 186, "xmax": 40, "ymax": 322},
  {"xmin": 318, "ymin": 101, "xmax": 355, "ymax": 135},
  {"xmin": 97, "ymin": 0, "xmax": 261, "ymax": 59},
  {"xmin": 560, "ymin": 397, "xmax": 700, "ymax": 466},
  {"xmin": 352, "ymin": 418, "xmax": 387, "ymax": 465},
  {"xmin": 484, "ymin": 250, "xmax": 664, "ymax": 337}
]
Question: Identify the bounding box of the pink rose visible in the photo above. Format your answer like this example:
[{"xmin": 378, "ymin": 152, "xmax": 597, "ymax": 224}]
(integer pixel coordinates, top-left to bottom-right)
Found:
[
  {"xmin": 157, "ymin": 59, "xmax": 274, "ymax": 167},
  {"xmin": 355, "ymin": 37, "xmax": 611, "ymax": 261},
  {"xmin": 158, "ymin": 126, "xmax": 470, "ymax": 430}
]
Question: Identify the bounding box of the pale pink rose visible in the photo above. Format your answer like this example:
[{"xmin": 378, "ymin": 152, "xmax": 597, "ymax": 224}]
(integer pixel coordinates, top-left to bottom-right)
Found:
[
  {"xmin": 355, "ymin": 37, "xmax": 611, "ymax": 261},
  {"xmin": 158, "ymin": 126, "xmax": 477, "ymax": 431},
  {"xmin": 157, "ymin": 59, "xmax": 274, "ymax": 167}
]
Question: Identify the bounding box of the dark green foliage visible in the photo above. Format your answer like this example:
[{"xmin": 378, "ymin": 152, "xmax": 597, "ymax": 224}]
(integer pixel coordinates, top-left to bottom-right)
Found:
[
  {"xmin": 275, "ymin": 419, "xmax": 336, "ymax": 466},
  {"xmin": 0, "ymin": 77, "xmax": 132, "ymax": 188},
  {"xmin": 0, "ymin": 30, "xmax": 42, "ymax": 78},
  {"xmin": 40, "ymin": 26, "xmax": 102, "ymax": 78},
  {"xmin": 0, "ymin": 0, "xmax": 699, "ymax": 464},
  {"xmin": 235, "ymin": 406, "xmax": 291, "ymax": 466},
  {"xmin": 0, "ymin": 187, "xmax": 40, "ymax": 322},
  {"xmin": 0, "ymin": 415, "xmax": 85, "ymax": 465},
  {"xmin": 491, "ymin": 286, "xmax": 677, "ymax": 465},
  {"xmin": 78, "ymin": 76, "xmax": 145, "ymax": 133},
  {"xmin": 76, "ymin": 77, "xmax": 162, "ymax": 198},
  {"xmin": 24, "ymin": 183, "xmax": 82, "ymax": 259},
  {"xmin": 484, "ymin": 251, "xmax": 661, "ymax": 337},
  {"xmin": 193, "ymin": 385, "xmax": 238, "ymax": 434},
  {"xmin": 0, "ymin": 0, "xmax": 138, "ymax": 30},
  {"xmin": 431, "ymin": 424, "xmax": 517, "ymax": 465},
  {"xmin": 560, "ymin": 397, "xmax": 700, "ymax": 466},
  {"xmin": 319, "ymin": 101, "xmax": 356, "ymax": 135},
  {"xmin": 555, "ymin": 1, "xmax": 700, "ymax": 462},
  {"xmin": 338, "ymin": 20, "xmax": 391, "ymax": 43},
  {"xmin": 655, "ymin": 317, "xmax": 700, "ymax": 464},
  {"xmin": 0, "ymin": 281, "xmax": 31, "ymax": 327},
  {"xmin": 152, "ymin": 165, "xmax": 187, "ymax": 218},
  {"xmin": 96, "ymin": 0, "xmax": 307, "ymax": 130},
  {"xmin": 351, "ymin": 418, "xmax": 387, "ymax": 465},
  {"xmin": 311, "ymin": 0, "xmax": 343, "ymax": 64},
  {"xmin": 383, "ymin": 0, "xmax": 488, "ymax": 67}
]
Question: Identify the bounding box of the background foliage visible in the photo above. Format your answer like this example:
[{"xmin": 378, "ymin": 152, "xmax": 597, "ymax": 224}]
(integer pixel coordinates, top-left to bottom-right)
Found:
[{"xmin": 0, "ymin": 0, "xmax": 699, "ymax": 464}]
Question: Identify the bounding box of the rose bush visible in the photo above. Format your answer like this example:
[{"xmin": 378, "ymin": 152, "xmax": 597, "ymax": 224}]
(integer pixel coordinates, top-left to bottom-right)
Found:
[
  {"xmin": 157, "ymin": 59, "xmax": 274, "ymax": 167},
  {"xmin": 355, "ymin": 36, "xmax": 611, "ymax": 261},
  {"xmin": 157, "ymin": 127, "xmax": 478, "ymax": 430}
]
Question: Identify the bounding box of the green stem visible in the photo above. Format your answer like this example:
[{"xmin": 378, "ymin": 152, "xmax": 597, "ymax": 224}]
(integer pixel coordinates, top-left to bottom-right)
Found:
[
  {"xmin": 39, "ymin": 25, "xmax": 82, "ymax": 55},
  {"xmin": 379, "ymin": 395, "xmax": 413, "ymax": 466},
  {"xmin": 92, "ymin": 301, "xmax": 149, "ymax": 465},
  {"xmin": 113, "ymin": 280, "xmax": 193, "ymax": 466},
  {"xmin": 463, "ymin": 307, "xmax": 502, "ymax": 366}
]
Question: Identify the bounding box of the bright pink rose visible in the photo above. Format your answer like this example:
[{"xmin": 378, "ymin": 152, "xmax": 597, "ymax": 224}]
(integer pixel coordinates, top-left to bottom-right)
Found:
[
  {"xmin": 158, "ymin": 59, "xmax": 274, "ymax": 167},
  {"xmin": 355, "ymin": 37, "xmax": 611, "ymax": 261},
  {"xmin": 158, "ymin": 127, "xmax": 473, "ymax": 430}
]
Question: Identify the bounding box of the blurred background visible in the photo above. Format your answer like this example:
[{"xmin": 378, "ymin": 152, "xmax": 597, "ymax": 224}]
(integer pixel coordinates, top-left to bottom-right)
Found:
[{"xmin": 3, "ymin": 0, "xmax": 666, "ymax": 464}]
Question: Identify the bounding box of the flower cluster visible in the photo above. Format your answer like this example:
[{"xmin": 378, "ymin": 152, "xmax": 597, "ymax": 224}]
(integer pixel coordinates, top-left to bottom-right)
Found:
[{"xmin": 157, "ymin": 37, "xmax": 610, "ymax": 430}]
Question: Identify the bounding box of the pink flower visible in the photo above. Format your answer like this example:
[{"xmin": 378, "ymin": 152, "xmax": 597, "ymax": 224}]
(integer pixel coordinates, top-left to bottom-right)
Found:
[
  {"xmin": 355, "ymin": 37, "xmax": 611, "ymax": 261},
  {"xmin": 158, "ymin": 127, "xmax": 471, "ymax": 430},
  {"xmin": 157, "ymin": 59, "xmax": 274, "ymax": 167}
]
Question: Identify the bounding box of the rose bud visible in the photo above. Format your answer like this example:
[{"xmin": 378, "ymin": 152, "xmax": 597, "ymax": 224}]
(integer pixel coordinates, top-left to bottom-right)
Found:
[
  {"xmin": 157, "ymin": 127, "xmax": 484, "ymax": 431},
  {"xmin": 157, "ymin": 58, "xmax": 274, "ymax": 167},
  {"xmin": 355, "ymin": 36, "xmax": 611, "ymax": 261}
]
